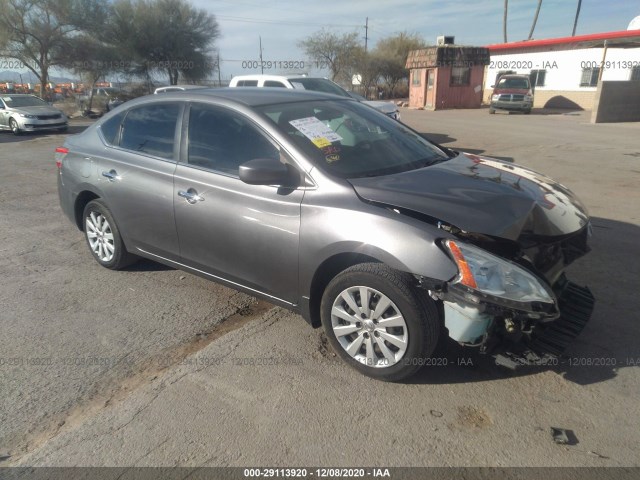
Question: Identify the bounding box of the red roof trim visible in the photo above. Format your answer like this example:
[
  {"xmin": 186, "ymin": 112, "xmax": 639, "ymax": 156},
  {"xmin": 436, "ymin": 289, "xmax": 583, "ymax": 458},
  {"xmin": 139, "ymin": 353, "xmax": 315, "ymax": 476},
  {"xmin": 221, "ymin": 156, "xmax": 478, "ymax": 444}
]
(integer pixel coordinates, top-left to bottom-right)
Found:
[{"xmin": 486, "ymin": 29, "xmax": 640, "ymax": 51}]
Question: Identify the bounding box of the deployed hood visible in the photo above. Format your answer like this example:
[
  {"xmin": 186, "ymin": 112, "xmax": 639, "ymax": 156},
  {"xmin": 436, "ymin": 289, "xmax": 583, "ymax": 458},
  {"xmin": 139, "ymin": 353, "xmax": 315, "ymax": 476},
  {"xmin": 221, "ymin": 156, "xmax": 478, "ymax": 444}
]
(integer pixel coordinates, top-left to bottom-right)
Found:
[{"xmin": 349, "ymin": 153, "xmax": 589, "ymax": 242}]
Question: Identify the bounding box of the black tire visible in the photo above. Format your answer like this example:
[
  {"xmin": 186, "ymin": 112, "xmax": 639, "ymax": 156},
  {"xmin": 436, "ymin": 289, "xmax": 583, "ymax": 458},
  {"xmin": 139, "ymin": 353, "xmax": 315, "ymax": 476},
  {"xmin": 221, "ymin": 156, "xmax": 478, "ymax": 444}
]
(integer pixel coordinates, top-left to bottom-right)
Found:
[
  {"xmin": 82, "ymin": 200, "xmax": 137, "ymax": 270},
  {"xmin": 320, "ymin": 263, "xmax": 440, "ymax": 382},
  {"xmin": 58, "ymin": 126, "xmax": 68, "ymax": 133},
  {"xmin": 9, "ymin": 118, "xmax": 21, "ymax": 135},
  {"xmin": 488, "ymin": 108, "xmax": 495, "ymax": 114},
  {"xmin": 524, "ymin": 109, "xmax": 531, "ymax": 115}
]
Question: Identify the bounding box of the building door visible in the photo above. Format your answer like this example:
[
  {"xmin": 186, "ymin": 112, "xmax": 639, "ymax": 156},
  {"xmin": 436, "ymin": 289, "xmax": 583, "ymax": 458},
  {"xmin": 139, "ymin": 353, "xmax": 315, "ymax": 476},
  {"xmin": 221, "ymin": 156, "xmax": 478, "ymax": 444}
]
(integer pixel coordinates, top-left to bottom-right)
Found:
[{"xmin": 425, "ymin": 69, "xmax": 435, "ymax": 109}]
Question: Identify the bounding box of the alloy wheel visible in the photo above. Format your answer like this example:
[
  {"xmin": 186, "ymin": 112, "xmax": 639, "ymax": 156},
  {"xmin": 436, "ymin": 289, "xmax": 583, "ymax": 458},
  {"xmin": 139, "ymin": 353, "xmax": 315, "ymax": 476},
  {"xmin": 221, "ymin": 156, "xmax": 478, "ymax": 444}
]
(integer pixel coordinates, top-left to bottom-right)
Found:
[{"xmin": 85, "ymin": 211, "xmax": 115, "ymax": 262}]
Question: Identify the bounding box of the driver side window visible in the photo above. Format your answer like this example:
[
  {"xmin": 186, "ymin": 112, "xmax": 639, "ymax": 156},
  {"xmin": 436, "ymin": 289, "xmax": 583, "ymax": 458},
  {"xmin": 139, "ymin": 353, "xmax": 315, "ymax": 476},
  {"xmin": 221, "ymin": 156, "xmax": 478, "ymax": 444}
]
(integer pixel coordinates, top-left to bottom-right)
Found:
[{"xmin": 187, "ymin": 104, "xmax": 279, "ymax": 176}]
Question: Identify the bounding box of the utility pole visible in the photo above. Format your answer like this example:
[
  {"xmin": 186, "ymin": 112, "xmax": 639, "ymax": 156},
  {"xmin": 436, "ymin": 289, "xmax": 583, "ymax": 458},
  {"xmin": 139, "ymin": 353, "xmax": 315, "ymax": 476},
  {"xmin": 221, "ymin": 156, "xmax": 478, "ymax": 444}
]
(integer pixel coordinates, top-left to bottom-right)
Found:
[
  {"xmin": 572, "ymin": 0, "xmax": 582, "ymax": 36},
  {"xmin": 217, "ymin": 51, "xmax": 222, "ymax": 86},
  {"xmin": 259, "ymin": 36, "xmax": 264, "ymax": 74},
  {"xmin": 364, "ymin": 17, "xmax": 369, "ymax": 52}
]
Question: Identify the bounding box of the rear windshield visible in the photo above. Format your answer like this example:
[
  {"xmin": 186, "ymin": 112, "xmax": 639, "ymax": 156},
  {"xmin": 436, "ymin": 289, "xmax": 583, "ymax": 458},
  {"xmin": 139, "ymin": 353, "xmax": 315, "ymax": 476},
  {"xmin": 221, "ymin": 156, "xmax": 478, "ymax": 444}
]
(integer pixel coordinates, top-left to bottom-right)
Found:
[
  {"xmin": 258, "ymin": 100, "xmax": 448, "ymax": 179},
  {"xmin": 288, "ymin": 78, "xmax": 351, "ymax": 98},
  {"xmin": 497, "ymin": 77, "xmax": 530, "ymax": 89}
]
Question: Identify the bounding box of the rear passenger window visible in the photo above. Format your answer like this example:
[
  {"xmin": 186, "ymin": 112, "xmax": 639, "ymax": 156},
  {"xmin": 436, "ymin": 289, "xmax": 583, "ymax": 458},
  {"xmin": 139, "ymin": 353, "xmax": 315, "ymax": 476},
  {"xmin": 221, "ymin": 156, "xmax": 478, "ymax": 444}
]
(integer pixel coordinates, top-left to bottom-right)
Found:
[
  {"xmin": 237, "ymin": 80, "xmax": 258, "ymax": 87},
  {"xmin": 264, "ymin": 81, "xmax": 286, "ymax": 87},
  {"xmin": 120, "ymin": 104, "xmax": 180, "ymax": 160},
  {"xmin": 100, "ymin": 111, "xmax": 126, "ymax": 145}
]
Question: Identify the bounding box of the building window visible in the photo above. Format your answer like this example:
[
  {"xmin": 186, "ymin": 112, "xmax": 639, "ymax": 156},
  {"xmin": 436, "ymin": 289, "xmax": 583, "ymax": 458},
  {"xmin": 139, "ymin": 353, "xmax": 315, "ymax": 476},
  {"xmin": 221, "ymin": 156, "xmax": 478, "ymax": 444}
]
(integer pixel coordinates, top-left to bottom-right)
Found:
[
  {"xmin": 412, "ymin": 70, "xmax": 421, "ymax": 86},
  {"xmin": 631, "ymin": 66, "xmax": 640, "ymax": 81},
  {"xmin": 580, "ymin": 67, "xmax": 600, "ymax": 87},
  {"xmin": 451, "ymin": 66, "xmax": 470, "ymax": 86},
  {"xmin": 529, "ymin": 69, "xmax": 546, "ymax": 88}
]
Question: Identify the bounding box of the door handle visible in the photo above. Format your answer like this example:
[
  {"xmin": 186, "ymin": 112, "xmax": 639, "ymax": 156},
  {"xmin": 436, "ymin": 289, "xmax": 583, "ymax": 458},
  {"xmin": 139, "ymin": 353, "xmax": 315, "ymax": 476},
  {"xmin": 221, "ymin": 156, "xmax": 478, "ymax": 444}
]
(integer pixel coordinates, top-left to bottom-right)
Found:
[
  {"xmin": 101, "ymin": 170, "xmax": 120, "ymax": 181},
  {"xmin": 178, "ymin": 189, "xmax": 204, "ymax": 204}
]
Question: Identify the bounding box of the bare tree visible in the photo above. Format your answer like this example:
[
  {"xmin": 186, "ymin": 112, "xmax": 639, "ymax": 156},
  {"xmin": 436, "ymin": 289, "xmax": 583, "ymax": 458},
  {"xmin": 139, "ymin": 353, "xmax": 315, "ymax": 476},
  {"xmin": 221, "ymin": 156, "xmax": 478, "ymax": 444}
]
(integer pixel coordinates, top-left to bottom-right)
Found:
[
  {"xmin": 528, "ymin": 0, "xmax": 542, "ymax": 40},
  {"xmin": 503, "ymin": 0, "xmax": 509, "ymax": 43},
  {"xmin": 298, "ymin": 29, "xmax": 361, "ymax": 82}
]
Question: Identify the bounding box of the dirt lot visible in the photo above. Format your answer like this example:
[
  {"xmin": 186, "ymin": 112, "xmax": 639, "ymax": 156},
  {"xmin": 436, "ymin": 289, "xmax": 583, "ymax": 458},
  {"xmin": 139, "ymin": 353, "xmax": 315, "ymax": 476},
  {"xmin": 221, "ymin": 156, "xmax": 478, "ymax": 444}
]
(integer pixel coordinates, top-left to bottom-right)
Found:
[{"xmin": 0, "ymin": 109, "xmax": 639, "ymax": 470}]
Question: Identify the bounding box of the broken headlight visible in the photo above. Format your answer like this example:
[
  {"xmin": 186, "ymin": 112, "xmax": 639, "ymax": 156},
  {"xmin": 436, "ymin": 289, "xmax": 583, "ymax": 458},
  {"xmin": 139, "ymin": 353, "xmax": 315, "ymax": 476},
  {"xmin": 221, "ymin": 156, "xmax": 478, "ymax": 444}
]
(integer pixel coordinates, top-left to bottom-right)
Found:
[{"xmin": 444, "ymin": 240, "xmax": 554, "ymax": 305}]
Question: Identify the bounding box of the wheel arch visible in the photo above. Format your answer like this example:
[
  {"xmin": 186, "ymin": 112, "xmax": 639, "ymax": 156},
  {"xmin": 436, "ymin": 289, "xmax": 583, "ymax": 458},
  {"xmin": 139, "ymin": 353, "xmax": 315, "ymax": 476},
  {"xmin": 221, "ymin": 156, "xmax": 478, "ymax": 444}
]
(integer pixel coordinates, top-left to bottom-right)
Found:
[
  {"xmin": 306, "ymin": 252, "xmax": 385, "ymax": 328},
  {"xmin": 74, "ymin": 190, "xmax": 101, "ymax": 231}
]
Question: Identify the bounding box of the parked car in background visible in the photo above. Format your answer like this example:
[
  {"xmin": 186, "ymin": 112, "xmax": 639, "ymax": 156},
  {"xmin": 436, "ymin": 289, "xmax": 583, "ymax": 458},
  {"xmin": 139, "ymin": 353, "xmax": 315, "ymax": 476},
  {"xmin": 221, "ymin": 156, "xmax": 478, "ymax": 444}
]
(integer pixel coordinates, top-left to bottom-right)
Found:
[
  {"xmin": 154, "ymin": 85, "xmax": 207, "ymax": 94},
  {"xmin": 0, "ymin": 94, "xmax": 68, "ymax": 135},
  {"xmin": 56, "ymin": 88, "xmax": 593, "ymax": 381},
  {"xmin": 77, "ymin": 87, "xmax": 130, "ymax": 115},
  {"xmin": 229, "ymin": 74, "xmax": 401, "ymax": 120},
  {"xmin": 489, "ymin": 74, "xmax": 533, "ymax": 114}
]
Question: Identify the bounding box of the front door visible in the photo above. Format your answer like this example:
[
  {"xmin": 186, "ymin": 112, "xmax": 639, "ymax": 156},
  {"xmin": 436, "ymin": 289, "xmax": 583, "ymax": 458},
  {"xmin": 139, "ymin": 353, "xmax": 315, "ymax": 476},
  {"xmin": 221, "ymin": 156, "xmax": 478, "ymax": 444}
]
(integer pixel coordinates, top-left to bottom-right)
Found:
[
  {"xmin": 173, "ymin": 103, "xmax": 303, "ymax": 304},
  {"xmin": 425, "ymin": 69, "xmax": 435, "ymax": 109}
]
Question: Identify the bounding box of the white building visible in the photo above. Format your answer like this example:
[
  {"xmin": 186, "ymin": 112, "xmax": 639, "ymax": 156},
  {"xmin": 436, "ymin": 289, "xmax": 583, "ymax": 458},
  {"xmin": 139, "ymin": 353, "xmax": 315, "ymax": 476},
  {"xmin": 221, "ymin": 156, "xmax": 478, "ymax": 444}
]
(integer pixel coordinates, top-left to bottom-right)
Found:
[{"xmin": 484, "ymin": 29, "xmax": 640, "ymax": 110}]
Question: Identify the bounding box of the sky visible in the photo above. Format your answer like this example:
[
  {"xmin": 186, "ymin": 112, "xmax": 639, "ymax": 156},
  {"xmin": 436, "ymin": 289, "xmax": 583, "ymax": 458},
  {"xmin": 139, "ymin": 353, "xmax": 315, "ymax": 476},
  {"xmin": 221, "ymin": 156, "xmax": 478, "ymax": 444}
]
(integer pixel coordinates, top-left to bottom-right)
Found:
[{"xmin": 195, "ymin": 0, "xmax": 640, "ymax": 79}]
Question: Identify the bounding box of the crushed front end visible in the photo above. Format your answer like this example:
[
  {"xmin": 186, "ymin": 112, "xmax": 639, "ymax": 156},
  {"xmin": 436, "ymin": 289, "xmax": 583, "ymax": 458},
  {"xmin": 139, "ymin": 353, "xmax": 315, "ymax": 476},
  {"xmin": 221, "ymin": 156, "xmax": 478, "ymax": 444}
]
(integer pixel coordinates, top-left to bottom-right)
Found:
[{"xmin": 425, "ymin": 224, "xmax": 595, "ymax": 369}]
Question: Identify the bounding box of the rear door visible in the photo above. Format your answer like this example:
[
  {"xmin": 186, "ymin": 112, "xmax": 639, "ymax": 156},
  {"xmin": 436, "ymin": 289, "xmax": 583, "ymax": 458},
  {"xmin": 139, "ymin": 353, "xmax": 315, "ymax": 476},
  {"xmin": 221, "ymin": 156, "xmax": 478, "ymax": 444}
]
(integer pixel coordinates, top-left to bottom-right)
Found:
[
  {"xmin": 94, "ymin": 102, "xmax": 182, "ymax": 260},
  {"xmin": 173, "ymin": 102, "xmax": 303, "ymax": 303}
]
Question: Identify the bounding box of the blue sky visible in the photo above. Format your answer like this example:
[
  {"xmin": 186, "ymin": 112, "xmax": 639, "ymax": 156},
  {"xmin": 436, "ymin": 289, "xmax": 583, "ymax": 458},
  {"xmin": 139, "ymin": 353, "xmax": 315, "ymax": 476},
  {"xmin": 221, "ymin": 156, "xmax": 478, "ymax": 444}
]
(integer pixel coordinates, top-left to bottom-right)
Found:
[{"xmin": 194, "ymin": 0, "xmax": 640, "ymax": 79}]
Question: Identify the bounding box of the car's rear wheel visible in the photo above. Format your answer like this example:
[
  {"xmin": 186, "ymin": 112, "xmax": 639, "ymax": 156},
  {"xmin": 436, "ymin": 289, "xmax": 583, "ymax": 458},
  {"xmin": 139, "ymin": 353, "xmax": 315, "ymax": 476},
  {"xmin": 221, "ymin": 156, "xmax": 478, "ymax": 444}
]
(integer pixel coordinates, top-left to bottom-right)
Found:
[
  {"xmin": 9, "ymin": 118, "xmax": 21, "ymax": 135},
  {"xmin": 488, "ymin": 108, "xmax": 495, "ymax": 114},
  {"xmin": 320, "ymin": 263, "xmax": 440, "ymax": 382},
  {"xmin": 524, "ymin": 109, "xmax": 531, "ymax": 114},
  {"xmin": 83, "ymin": 200, "xmax": 137, "ymax": 270}
]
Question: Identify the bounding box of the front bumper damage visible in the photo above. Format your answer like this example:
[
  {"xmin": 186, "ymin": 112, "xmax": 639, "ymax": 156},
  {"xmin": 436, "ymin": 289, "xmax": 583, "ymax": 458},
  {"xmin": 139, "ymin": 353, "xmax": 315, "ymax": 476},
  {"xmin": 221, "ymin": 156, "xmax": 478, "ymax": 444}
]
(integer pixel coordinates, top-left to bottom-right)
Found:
[{"xmin": 425, "ymin": 274, "xmax": 594, "ymax": 370}]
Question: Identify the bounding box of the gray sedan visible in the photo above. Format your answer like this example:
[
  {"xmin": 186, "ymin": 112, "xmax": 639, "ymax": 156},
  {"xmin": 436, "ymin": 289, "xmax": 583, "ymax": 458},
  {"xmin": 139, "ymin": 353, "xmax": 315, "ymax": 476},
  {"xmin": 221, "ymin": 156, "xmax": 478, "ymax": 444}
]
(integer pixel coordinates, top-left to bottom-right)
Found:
[
  {"xmin": 56, "ymin": 88, "xmax": 594, "ymax": 381},
  {"xmin": 0, "ymin": 94, "xmax": 68, "ymax": 135}
]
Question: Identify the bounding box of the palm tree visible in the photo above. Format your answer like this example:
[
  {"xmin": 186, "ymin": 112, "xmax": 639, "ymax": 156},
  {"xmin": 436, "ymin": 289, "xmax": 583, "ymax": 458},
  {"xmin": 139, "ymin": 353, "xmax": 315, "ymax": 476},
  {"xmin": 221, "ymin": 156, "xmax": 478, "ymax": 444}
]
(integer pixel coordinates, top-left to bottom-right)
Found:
[
  {"xmin": 503, "ymin": 0, "xmax": 509, "ymax": 42},
  {"xmin": 528, "ymin": 0, "xmax": 543, "ymax": 40}
]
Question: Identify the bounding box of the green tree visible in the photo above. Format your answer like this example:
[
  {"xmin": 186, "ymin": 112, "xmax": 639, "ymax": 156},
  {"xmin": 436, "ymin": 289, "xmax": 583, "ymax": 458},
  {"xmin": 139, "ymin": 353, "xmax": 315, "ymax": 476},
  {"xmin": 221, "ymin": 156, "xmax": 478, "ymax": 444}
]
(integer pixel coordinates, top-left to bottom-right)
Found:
[
  {"xmin": 107, "ymin": 0, "xmax": 220, "ymax": 86},
  {"xmin": 298, "ymin": 29, "xmax": 361, "ymax": 82},
  {"xmin": 373, "ymin": 32, "xmax": 426, "ymax": 97},
  {"xmin": 0, "ymin": 0, "xmax": 107, "ymax": 99}
]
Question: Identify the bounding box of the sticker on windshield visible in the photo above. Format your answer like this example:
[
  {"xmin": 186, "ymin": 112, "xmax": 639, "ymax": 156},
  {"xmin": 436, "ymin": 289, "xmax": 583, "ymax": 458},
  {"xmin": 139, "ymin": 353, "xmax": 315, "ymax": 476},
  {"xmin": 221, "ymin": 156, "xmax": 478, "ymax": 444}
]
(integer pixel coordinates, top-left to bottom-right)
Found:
[{"xmin": 289, "ymin": 117, "xmax": 342, "ymax": 148}]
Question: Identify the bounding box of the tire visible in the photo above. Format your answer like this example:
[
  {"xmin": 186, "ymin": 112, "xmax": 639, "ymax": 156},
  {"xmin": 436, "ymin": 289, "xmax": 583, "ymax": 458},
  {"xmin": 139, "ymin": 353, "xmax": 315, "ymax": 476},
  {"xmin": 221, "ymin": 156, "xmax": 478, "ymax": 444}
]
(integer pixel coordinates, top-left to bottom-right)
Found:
[
  {"xmin": 524, "ymin": 109, "xmax": 531, "ymax": 115},
  {"xmin": 320, "ymin": 263, "xmax": 440, "ymax": 382},
  {"xmin": 82, "ymin": 200, "xmax": 137, "ymax": 270},
  {"xmin": 488, "ymin": 108, "xmax": 495, "ymax": 114},
  {"xmin": 9, "ymin": 118, "xmax": 21, "ymax": 135},
  {"xmin": 58, "ymin": 126, "xmax": 68, "ymax": 133}
]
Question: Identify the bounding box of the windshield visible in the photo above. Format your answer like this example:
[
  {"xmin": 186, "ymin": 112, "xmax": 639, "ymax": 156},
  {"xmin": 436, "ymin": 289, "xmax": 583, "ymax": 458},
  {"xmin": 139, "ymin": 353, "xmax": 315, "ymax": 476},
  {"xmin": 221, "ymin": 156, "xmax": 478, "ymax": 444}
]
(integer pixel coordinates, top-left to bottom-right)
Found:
[
  {"xmin": 288, "ymin": 78, "xmax": 351, "ymax": 98},
  {"xmin": 497, "ymin": 77, "xmax": 530, "ymax": 89},
  {"xmin": 258, "ymin": 100, "xmax": 449, "ymax": 178},
  {"xmin": 2, "ymin": 95, "xmax": 47, "ymax": 107}
]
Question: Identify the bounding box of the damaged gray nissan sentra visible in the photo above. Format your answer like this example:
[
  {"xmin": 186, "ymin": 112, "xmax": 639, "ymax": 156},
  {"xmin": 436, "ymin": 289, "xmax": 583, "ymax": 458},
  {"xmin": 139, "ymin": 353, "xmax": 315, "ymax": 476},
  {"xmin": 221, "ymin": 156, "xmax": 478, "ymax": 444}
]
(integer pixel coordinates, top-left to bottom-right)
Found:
[{"xmin": 56, "ymin": 88, "xmax": 594, "ymax": 381}]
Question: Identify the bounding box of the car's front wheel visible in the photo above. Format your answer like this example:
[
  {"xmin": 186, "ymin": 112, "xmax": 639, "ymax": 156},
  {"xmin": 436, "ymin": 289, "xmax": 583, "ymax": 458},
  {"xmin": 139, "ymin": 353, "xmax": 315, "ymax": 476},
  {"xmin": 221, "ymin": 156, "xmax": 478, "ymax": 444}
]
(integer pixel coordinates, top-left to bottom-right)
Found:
[
  {"xmin": 9, "ymin": 118, "xmax": 21, "ymax": 135},
  {"xmin": 320, "ymin": 263, "xmax": 440, "ymax": 382},
  {"xmin": 83, "ymin": 200, "xmax": 137, "ymax": 270}
]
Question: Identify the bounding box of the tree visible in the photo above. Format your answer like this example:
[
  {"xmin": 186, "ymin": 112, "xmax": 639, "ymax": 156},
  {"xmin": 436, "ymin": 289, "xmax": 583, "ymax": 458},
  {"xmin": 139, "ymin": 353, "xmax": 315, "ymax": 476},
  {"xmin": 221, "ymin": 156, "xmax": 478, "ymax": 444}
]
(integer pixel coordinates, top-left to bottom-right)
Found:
[
  {"xmin": 528, "ymin": 0, "xmax": 542, "ymax": 40},
  {"xmin": 373, "ymin": 32, "xmax": 426, "ymax": 97},
  {"xmin": 0, "ymin": 0, "xmax": 107, "ymax": 99},
  {"xmin": 299, "ymin": 29, "xmax": 361, "ymax": 82},
  {"xmin": 107, "ymin": 0, "xmax": 220, "ymax": 86},
  {"xmin": 572, "ymin": 0, "xmax": 582, "ymax": 36}
]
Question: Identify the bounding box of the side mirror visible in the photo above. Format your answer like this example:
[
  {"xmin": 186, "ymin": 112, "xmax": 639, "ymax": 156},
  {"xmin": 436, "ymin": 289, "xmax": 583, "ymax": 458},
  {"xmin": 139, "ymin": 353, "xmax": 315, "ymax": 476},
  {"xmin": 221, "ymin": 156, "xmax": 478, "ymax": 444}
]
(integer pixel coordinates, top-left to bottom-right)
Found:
[{"xmin": 239, "ymin": 158, "xmax": 298, "ymax": 186}]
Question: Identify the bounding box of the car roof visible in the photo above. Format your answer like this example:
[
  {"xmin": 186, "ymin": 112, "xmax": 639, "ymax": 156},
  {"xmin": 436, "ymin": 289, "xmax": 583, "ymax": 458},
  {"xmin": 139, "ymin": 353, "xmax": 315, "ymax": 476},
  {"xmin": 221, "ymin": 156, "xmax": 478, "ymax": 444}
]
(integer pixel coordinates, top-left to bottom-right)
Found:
[
  {"xmin": 137, "ymin": 87, "xmax": 353, "ymax": 107},
  {"xmin": 231, "ymin": 74, "xmax": 311, "ymax": 81}
]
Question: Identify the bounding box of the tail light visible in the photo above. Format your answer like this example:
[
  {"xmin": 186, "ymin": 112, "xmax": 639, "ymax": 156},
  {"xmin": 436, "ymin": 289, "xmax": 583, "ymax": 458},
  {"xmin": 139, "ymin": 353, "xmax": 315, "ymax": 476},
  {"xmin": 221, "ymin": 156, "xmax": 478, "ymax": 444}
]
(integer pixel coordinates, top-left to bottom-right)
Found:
[{"xmin": 55, "ymin": 147, "xmax": 68, "ymax": 169}]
